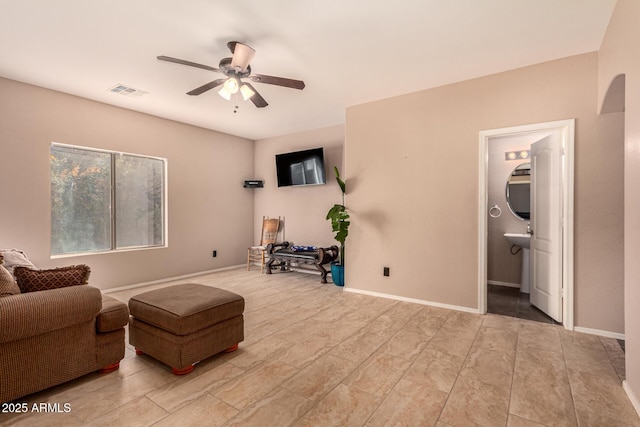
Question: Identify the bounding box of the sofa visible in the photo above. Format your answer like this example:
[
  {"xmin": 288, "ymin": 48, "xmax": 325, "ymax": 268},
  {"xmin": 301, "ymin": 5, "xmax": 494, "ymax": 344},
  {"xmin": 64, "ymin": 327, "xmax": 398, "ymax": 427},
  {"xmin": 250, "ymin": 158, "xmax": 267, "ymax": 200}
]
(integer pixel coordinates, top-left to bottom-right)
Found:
[{"xmin": 0, "ymin": 250, "xmax": 129, "ymax": 403}]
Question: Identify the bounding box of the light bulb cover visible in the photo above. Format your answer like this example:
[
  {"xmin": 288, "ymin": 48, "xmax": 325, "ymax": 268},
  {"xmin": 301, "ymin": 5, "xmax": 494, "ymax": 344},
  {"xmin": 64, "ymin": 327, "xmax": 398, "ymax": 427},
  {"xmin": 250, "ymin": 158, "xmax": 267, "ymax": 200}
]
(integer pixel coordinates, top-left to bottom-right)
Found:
[
  {"xmin": 218, "ymin": 87, "xmax": 232, "ymax": 100},
  {"xmin": 240, "ymin": 84, "xmax": 255, "ymax": 101},
  {"xmin": 223, "ymin": 77, "xmax": 239, "ymax": 94}
]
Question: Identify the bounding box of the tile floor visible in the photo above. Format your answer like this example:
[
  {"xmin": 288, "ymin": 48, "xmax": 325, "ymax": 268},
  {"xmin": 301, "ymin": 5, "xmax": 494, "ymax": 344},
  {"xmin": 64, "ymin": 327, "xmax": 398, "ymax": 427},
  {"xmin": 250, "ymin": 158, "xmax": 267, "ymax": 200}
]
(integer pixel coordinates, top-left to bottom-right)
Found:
[
  {"xmin": 487, "ymin": 284, "xmax": 561, "ymax": 325},
  {"xmin": 487, "ymin": 286, "xmax": 629, "ymax": 355},
  {"xmin": 2, "ymin": 268, "xmax": 638, "ymax": 426}
]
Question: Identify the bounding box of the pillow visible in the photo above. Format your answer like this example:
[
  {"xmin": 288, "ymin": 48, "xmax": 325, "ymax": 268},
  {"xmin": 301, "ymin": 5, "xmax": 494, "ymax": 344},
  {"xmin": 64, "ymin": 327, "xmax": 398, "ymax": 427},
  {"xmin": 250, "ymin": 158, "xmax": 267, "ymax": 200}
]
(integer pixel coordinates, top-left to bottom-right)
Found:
[
  {"xmin": 14, "ymin": 264, "xmax": 91, "ymax": 293},
  {"xmin": 0, "ymin": 255, "xmax": 21, "ymax": 297},
  {"xmin": 0, "ymin": 249, "xmax": 36, "ymax": 277}
]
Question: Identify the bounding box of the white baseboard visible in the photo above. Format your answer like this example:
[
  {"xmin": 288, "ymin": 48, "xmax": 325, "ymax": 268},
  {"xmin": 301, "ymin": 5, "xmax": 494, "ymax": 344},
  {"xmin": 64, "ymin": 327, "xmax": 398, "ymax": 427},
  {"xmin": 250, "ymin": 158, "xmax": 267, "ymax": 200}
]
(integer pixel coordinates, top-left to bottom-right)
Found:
[
  {"xmin": 102, "ymin": 264, "xmax": 245, "ymax": 294},
  {"xmin": 487, "ymin": 280, "xmax": 520, "ymax": 288},
  {"xmin": 343, "ymin": 287, "xmax": 479, "ymax": 314},
  {"xmin": 573, "ymin": 326, "xmax": 625, "ymax": 340},
  {"xmin": 623, "ymin": 381, "xmax": 640, "ymax": 417}
]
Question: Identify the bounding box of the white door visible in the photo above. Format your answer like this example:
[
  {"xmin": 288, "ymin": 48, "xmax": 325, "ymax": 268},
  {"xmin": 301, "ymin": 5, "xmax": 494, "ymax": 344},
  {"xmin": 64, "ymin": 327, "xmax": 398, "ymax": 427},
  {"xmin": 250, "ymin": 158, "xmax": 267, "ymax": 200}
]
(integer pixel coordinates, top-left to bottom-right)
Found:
[{"xmin": 530, "ymin": 133, "xmax": 563, "ymax": 322}]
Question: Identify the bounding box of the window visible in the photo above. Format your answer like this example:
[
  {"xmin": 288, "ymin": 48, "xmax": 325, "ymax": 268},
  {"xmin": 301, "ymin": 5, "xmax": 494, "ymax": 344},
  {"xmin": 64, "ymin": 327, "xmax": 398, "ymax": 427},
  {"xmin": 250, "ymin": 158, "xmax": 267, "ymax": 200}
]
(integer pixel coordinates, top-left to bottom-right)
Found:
[{"xmin": 50, "ymin": 144, "xmax": 166, "ymax": 256}]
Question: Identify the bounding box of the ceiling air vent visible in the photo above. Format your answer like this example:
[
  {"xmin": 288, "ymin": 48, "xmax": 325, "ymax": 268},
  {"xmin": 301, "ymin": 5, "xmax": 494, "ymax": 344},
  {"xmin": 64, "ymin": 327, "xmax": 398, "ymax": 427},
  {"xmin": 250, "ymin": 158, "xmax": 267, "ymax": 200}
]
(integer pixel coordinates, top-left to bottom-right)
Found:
[{"xmin": 108, "ymin": 84, "xmax": 148, "ymax": 98}]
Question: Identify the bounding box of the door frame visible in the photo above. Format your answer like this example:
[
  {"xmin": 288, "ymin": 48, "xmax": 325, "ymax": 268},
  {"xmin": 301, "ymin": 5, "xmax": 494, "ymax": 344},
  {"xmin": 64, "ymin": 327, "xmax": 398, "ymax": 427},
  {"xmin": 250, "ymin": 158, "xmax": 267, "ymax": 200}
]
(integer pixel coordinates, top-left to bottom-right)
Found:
[{"xmin": 477, "ymin": 119, "xmax": 575, "ymax": 330}]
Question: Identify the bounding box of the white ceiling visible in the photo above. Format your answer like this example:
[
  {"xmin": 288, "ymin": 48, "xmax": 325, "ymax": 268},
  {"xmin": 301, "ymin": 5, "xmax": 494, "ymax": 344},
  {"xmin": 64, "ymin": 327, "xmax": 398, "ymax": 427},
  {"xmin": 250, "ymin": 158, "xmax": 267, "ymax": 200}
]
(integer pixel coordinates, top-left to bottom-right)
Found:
[{"xmin": 0, "ymin": 0, "xmax": 616, "ymax": 140}]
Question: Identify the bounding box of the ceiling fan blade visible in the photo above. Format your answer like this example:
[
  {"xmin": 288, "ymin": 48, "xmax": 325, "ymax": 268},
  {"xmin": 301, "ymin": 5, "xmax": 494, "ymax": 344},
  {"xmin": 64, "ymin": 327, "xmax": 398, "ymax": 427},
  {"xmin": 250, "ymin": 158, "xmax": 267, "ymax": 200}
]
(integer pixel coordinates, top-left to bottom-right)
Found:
[
  {"xmin": 249, "ymin": 73, "xmax": 305, "ymax": 90},
  {"xmin": 243, "ymin": 82, "xmax": 268, "ymax": 108},
  {"xmin": 228, "ymin": 41, "xmax": 255, "ymax": 72},
  {"xmin": 157, "ymin": 55, "xmax": 220, "ymax": 73},
  {"xmin": 187, "ymin": 79, "xmax": 227, "ymax": 96}
]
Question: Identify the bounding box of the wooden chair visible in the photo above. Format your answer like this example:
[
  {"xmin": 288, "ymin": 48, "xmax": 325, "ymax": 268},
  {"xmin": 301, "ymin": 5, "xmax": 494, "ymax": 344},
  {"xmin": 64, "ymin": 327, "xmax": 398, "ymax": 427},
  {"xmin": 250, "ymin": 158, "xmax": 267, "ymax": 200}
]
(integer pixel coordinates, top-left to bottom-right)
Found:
[{"xmin": 247, "ymin": 216, "xmax": 282, "ymax": 273}]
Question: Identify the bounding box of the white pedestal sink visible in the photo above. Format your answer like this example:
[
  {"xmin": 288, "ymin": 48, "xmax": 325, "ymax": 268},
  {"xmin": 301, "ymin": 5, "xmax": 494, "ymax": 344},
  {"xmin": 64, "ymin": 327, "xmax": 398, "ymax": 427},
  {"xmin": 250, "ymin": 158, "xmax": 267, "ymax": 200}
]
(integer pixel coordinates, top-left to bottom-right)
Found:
[{"xmin": 504, "ymin": 233, "xmax": 531, "ymax": 293}]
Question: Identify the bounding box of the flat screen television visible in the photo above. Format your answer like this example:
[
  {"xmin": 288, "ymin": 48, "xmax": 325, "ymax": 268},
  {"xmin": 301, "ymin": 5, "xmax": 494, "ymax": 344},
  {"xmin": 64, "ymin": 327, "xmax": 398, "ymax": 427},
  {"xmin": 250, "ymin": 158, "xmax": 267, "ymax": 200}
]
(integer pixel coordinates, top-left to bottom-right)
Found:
[{"xmin": 275, "ymin": 147, "xmax": 326, "ymax": 187}]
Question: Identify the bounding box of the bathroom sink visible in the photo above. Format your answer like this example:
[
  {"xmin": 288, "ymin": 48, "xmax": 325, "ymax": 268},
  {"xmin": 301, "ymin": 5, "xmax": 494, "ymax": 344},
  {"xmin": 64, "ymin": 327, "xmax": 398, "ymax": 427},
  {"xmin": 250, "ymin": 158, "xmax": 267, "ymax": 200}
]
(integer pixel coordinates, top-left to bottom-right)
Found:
[{"xmin": 504, "ymin": 233, "xmax": 530, "ymax": 249}]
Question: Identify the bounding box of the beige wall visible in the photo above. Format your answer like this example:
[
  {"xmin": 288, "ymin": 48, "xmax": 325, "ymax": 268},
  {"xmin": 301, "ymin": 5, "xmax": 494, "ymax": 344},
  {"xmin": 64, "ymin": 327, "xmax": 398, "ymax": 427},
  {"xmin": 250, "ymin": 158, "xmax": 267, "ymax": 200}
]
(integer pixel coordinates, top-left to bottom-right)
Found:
[
  {"xmin": 575, "ymin": 111, "xmax": 624, "ymax": 332},
  {"xmin": 345, "ymin": 52, "xmax": 625, "ymax": 334},
  {"xmin": 0, "ymin": 78, "xmax": 255, "ymax": 290},
  {"xmin": 253, "ymin": 125, "xmax": 344, "ymax": 248},
  {"xmin": 599, "ymin": 0, "xmax": 640, "ymax": 410}
]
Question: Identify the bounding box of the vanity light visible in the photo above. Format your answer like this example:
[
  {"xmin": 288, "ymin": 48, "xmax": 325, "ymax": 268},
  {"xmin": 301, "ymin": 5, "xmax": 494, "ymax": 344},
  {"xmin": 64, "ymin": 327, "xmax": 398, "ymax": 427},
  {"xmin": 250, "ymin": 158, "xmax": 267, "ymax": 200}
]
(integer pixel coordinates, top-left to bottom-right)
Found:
[{"xmin": 505, "ymin": 150, "xmax": 531, "ymax": 161}]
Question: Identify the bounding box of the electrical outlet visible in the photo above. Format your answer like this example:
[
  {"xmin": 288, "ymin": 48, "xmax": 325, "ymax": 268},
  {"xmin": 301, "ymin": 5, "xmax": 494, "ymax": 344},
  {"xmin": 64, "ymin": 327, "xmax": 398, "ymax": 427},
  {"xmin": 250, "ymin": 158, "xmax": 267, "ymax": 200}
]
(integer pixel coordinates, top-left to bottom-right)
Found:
[
  {"xmin": 383, "ymin": 267, "xmax": 390, "ymax": 277},
  {"xmin": 212, "ymin": 250, "xmax": 217, "ymax": 258}
]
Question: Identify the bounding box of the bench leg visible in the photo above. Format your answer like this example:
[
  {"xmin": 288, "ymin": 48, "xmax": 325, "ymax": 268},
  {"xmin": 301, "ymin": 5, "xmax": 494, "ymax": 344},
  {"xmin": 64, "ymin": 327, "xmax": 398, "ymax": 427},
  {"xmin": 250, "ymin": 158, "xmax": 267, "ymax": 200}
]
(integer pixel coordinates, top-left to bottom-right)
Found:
[
  {"xmin": 265, "ymin": 257, "xmax": 274, "ymax": 274},
  {"xmin": 315, "ymin": 262, "xmax": 328, "ymax": 283}
]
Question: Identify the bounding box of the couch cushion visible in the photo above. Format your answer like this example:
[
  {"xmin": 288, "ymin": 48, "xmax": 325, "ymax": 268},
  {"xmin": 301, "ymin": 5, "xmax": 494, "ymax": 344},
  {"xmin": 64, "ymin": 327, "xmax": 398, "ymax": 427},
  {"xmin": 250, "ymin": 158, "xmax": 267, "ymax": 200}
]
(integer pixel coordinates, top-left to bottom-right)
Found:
[
  {"xmin": 0, "ymin": 249, "xmax": 36, "ymax": 276},
  {"xmin": 97, "ymin": 294, "xmax": 129, "ymax": 332},
  {"xmin": 0, "ymin": 257, "xmax": 20, "ymax": 297},
  {"xmin": 14, "ymin": 265, "xmax": 91, "ymax": 293}
]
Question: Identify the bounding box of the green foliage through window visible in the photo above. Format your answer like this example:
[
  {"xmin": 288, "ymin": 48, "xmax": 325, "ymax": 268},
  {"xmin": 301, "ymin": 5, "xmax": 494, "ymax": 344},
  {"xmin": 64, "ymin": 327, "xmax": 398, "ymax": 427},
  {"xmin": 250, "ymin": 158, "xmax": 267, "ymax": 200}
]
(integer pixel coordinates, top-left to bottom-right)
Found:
[{"xmin": 50, "ymin": 144, "xmax": 166, "ymax": 256}]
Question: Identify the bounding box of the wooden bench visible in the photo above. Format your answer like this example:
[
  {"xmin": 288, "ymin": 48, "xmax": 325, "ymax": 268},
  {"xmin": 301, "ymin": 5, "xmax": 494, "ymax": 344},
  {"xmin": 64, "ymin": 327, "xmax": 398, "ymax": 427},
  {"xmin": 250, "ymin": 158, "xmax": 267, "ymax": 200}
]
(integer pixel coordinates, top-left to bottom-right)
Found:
[{"xmin": 265, "ymin": 242, "xmax": 339, "ymax": 283}]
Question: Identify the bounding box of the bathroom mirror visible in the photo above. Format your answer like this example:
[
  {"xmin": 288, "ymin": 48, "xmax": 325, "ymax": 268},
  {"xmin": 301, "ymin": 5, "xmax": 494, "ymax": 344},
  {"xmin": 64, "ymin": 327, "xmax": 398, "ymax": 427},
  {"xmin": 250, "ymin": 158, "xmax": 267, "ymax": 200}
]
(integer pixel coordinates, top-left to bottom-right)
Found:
[{"xmin": 506, "ymin": 162, "xmax": 530, "ymax": 220}]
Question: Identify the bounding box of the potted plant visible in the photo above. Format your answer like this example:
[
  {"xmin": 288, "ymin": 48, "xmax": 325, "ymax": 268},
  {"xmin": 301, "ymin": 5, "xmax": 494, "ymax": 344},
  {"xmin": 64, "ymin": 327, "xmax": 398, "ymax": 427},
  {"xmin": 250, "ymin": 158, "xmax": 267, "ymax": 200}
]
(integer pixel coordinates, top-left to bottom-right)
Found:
[{"xmin": 326, "ymin": 166, "xmax": 349, "ymax": 286}]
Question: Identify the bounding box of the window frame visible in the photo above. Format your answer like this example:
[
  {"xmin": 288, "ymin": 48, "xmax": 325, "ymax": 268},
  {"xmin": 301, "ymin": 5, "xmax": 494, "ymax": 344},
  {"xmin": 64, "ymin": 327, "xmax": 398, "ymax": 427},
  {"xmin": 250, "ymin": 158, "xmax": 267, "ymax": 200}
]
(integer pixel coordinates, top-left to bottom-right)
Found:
[{"xmin": 50, "ymin": 142, "xmax": 168, "ymax": 258}]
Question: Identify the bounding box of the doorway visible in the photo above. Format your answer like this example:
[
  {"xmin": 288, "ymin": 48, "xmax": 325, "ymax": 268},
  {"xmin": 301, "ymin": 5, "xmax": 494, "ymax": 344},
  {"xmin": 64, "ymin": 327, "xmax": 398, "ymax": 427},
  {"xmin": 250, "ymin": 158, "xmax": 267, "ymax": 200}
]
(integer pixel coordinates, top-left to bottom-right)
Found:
[{"xmin": 477, "ymin": 120, "xmax": 575, "ymax": 329}]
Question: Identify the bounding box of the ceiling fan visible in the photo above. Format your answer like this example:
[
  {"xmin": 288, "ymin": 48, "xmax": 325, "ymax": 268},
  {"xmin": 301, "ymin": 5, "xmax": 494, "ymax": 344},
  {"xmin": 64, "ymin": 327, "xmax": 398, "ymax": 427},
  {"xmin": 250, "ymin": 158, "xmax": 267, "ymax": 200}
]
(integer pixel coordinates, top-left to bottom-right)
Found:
[{"xmin": 157, "ymin": 41, "xmax": 305, "ymax": 109}]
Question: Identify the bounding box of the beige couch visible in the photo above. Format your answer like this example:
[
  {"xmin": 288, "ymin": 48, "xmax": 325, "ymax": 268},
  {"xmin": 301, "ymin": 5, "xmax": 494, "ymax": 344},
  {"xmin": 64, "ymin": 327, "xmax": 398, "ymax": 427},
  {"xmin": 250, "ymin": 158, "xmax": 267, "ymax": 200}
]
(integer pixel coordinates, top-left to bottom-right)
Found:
[{"xmin": 0, "ymin": 251, "xmax": 129, "ymax": 403}]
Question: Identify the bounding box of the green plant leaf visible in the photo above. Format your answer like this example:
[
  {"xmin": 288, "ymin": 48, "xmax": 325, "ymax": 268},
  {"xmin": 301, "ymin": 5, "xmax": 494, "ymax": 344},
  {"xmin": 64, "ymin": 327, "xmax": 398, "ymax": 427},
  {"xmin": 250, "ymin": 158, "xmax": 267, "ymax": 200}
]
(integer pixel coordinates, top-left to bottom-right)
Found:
[
  {"xmin": 326, "ymin": 204, "xmax": 346, "ymax": 220},
  {"xmin": 327, "ymin": 166, "xmax": 349, "ymax": 265}
]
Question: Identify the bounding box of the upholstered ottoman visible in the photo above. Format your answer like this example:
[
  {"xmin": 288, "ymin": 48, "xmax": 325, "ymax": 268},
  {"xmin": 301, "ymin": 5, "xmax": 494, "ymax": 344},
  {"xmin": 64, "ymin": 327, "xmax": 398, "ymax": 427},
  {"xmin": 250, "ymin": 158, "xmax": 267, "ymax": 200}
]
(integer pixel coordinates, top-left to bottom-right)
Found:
[{"xmin": 128, "ymin": 283, "xmax": 244, "ymax": 375}]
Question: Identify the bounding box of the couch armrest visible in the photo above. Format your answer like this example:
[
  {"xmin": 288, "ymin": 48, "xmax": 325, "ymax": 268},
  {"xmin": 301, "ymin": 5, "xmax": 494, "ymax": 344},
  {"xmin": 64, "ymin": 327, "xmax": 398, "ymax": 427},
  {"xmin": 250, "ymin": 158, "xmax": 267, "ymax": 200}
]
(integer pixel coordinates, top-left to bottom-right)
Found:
[
  {"xmin": 0, "ymin": 285, "xmax": 102, "ymax": 343},
  {"xmin": 97, "ymin": 294, "xmax": 129, "ymax": 333}
]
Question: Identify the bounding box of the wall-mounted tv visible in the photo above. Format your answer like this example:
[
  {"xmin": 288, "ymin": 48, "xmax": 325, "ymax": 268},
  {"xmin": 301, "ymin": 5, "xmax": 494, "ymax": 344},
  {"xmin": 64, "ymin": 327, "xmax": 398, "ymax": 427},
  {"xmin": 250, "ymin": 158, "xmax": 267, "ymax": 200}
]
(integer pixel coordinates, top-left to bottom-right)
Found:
[{"xmin": 276, "ymin": 147, "xmax": 326, "ymax": 187}]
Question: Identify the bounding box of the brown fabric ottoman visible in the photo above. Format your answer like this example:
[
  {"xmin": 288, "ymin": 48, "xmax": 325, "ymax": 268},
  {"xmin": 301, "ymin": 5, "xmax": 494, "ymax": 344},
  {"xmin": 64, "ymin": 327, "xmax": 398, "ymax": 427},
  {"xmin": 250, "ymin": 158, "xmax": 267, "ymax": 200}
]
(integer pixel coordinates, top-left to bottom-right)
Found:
[{"xmin": 128, "ymin": 283, "xmax": 244, "ymax": 374}]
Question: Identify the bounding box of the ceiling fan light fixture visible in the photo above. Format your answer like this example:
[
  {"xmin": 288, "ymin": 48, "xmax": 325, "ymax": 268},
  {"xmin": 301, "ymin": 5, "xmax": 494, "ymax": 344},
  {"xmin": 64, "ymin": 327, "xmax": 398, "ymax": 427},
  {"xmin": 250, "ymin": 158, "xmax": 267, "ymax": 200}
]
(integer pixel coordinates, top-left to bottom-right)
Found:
[
  {"xmin": 223, "ymin": 77, "xmax": 239, "ymax": 94},
  {"xmin": 218, "ymin": 86, "xmax": 232, "ymax": 100},
  {"xmin": 240, "ymin": 84, "xmax": 255, "ymax": 101}
]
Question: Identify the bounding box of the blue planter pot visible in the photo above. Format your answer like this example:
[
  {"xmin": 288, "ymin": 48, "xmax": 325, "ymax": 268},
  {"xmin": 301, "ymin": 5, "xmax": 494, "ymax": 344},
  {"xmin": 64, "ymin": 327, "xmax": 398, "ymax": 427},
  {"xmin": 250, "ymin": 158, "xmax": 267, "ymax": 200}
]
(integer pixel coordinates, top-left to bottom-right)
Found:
[{"xmin": 331, "ymin": 262, "xmax": 344, "ymax": 287}]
